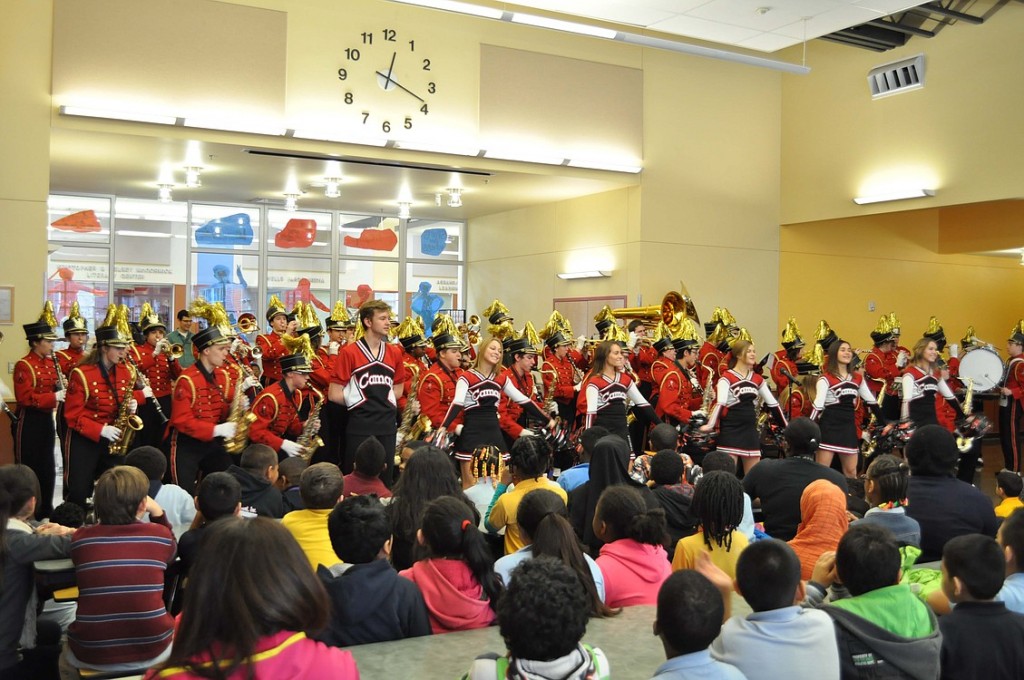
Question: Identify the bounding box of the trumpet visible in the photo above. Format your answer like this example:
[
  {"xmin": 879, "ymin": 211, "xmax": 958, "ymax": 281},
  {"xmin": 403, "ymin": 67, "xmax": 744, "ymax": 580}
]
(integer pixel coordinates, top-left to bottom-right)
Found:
[{"xmin": 160, "ymin": 342, "xmax": 184, "ymax": 359}]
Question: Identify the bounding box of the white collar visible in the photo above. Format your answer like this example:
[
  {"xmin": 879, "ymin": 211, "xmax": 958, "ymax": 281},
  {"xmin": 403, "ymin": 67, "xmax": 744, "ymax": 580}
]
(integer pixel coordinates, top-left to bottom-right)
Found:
[{"xmin": 7, "ymin": 517, "xmax": 34, "ymax": 534}]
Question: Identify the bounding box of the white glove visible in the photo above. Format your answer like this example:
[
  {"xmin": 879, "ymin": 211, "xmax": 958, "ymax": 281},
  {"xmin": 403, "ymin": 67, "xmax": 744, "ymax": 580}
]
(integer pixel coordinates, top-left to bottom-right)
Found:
[
  {"xmin": 54, "ymin": 389, "xmax": 66, "ymax": 403},
  {"xmin": 896, "ymin": 350, "xmax": 909, "ymax": 368},
  {"xmin": 694, "ymin": 409, "xmax": 707, "ymax": 417},
  {"xmin": 141, "ymin": 385, "xmax": 154, "ymax": 400},
  {"xmin": 154, "ymin": 338, "xmax": 169, "ymax": 352},
  {"xmin": 627, "ymin": 331, "xmax": 638, "ymax": 351},
  {"xmin": 100, "ymin": 425, "xmax": 122, "ymax": 441},
  {"xmin": 231, "ymin": 338, "xmax": 242, "ymax": 353},
  {"xmin": 128, "ymin": 399, "xmax": 139, "ymax": 414},
  {"xmin": 547, "ymin": 401, "xmax": 559, "ymax": 415},
  {"xmin": 949, "ymin": 344, "xmax": 959, "ymax": 359},
  {"xmin": 410, "ymin": 400, "xmax": 421, "ymax": 416},
  {"xmin": 254, "ymin": 355, "xmax": 264, "ymax": 369},
  {"xmin": 454, "ymin": 424, "xmax": 464, "ymax": 436},
  {"xmin": 519, "ymin": 428, "xmax": 538, "ymax": 438},
  {"xmin": 213, "ymin": 422, "xmax": 237, "ymax": 439},
  {"xmin": 575, "ymin": 335, "xmax": 586, "ymax": 351},
  {"xmin": 328, "ymin": 341, "xmax": 340, "ymax": 356},
  {"xmin": 242, "ymin": 376, "xmax": 261, "ymax": 391},
  {"xmin": 280, "ymin": 440, "xmax": 304, "ymax": 457},
  {"xmin": 574, "ymin": 382, "xmax": 582, "ymax": 392}
]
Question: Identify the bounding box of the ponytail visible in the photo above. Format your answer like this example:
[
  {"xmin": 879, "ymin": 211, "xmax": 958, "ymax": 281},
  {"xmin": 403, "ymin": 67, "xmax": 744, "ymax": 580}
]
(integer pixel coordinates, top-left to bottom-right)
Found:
[
  {"xmin": 866, "ymin": 454, "xmax": 910, "ymax": 508},
  {"xmin": 460, "ymin": 519, "xmax": 504, "ymax": 611},
  {"xmin": 532, "ymin": 512, "xmax": 618, "ymax": 618},
  {"xmin": 594, "ymin": 485, "xmax": 667, "ymax": 548},
  {"xmin": 421, "ymin": 496, "xmax": 504, "ymax": 611}
]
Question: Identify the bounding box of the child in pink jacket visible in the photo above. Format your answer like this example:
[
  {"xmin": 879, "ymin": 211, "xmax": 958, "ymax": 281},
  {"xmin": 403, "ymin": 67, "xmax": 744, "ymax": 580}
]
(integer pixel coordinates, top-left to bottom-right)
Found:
[{"xmin": 593, "ymin": 485, "xmax": 672, "ymax": 607}]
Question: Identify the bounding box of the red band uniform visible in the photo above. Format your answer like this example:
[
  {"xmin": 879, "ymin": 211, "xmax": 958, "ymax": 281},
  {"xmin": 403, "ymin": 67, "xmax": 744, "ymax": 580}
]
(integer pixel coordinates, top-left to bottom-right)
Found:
[{"xmin": 1000, "ymin": 326, "xmax": 1024, "ymax": 472}]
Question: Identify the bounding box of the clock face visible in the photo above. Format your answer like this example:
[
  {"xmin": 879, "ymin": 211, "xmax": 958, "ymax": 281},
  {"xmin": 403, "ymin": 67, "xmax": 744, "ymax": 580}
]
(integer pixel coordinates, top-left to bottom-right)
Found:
[{"xmin": 337, "ymin": 28, "xmax": 436, "ymax": 137}]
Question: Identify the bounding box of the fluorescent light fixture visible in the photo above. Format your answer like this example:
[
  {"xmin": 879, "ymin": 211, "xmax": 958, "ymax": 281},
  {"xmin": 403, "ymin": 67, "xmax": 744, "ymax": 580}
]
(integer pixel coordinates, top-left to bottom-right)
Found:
[
  {"xmin": 184, "ymin": 117, "xmax": 286, "ymax": 136},
  {"xmin": 393, "ymin": 0, "xmax": 504, "ymax": 19},
  {"xmin": 511, "ymin": 13, "xmax": 618, "ymax": 39},
  {"xmin": 59, "ymin": 105, "xmax": 178, "ymax": 126},
  {"xmin": 483, "ymin": 149, "xmax": 566, "ymax": 166},
  {"xmin": 394, "ymin": 140, "xmax": 481, "ymax": 157},
  {"xmin": 568, "ymin": 159, "xmax": 643, "ymax": 174},
  {"xmin": 292, "ymin": 129, "xmax": 389, "ymax": 146},
  {"xmin": 557, "ymin": 270, "xmax": 611, "ymax": 280},
  {"xmin": 117, "ymin": 230, "xmax": 172, "ymax": 239},
  {"xmin": 852, "ymin": 188, "xmax": 935, "ymax": 205}
]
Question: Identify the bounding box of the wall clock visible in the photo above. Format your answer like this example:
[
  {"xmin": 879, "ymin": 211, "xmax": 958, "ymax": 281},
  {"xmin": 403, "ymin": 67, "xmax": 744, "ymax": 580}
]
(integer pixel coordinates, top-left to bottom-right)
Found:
[{"xmin": 337, "ymin": 27, "xmax": 437, "ymax": 136}]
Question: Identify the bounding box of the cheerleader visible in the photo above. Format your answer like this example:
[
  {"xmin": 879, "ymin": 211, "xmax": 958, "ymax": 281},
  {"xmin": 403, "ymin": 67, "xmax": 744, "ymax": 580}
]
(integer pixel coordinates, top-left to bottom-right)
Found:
[
  {"xmin": 581, "ymin": 340, "xmax": 661, "ymax": 449},
  {"xmin": 810, "ymin": 340, "xmax": 888, "ymax": 478},
  {"xmin": 435, "ymin": 336, "xmax": 555, "ymax": 485},
  {"xmin": 901, "ymin": 337, "xmax": 962, "ymax": 430},
  {"xmin": 701, "ymin": 339, "xmax": 786, "ymax": 473}
]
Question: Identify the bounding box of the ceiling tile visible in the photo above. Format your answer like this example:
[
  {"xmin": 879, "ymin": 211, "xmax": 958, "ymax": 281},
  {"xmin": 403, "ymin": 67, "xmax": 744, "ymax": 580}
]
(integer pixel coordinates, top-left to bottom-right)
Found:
[
  {"xmin": 852, "ymin": 0, "xmax": 927, "ymax": 15},
  {"xmin": 511, "ymin": 0, "xmax": 676, "ymax": 27},
  {"xmin": 685, "ymin": 0, "xmax": 847, "ymax": 33},
  {"xmin": 774, "ymin": 5, "xmax": 884, "ymax": 39},
  {"xmin": 735, "ymin": 31, "xmax": 804, "ymax": 52},
  {"xmin": 646, "ymin": 14, "xmax": 762, "ymax": 44}
]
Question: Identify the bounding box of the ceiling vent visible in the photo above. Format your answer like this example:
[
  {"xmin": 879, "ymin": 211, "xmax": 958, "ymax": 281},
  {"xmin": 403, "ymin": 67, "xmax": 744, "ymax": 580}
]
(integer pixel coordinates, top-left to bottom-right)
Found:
[{"xmin": 868, "ymin": 54, "xmax": 925, "ymax": 99}]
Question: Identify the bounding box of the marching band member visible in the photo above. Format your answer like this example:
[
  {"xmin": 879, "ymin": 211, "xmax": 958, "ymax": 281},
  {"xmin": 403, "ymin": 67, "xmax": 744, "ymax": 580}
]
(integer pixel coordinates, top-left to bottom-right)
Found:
[
  {"xmin": 166, "ymin": 325, "xmax": 239, "ymax": 494},
  {"xmin": 771, "ymin": 317, "xmax": 804, "ymax": 395},
  {"xmin": 133, "ymin": 304, "xmax": 178, "ymax": 447},
  {"xmin": 699, "ymin": 307, "xmax": 736, "ymax": 383},
  {"xmin": 255, "ymin": 295, "xmax": 296, "ymax": 387},
  {"xmin": 810, "ymin": 339, "xmax": 888, "ymax": 478},
  {"xmin": 13, "ymin": 304, "xmax": 64, "ymax": 518},
  {"xmin": 701, "ymin": 336, "xmax": 787, "ymax": 473},
  {"xmin": 417, "ymin": 316, "xmax": 464, "ymax": 433},
  {"xmin": 395, "ymin": 317, "xmax": 430, "ymax": 415},
  {"xmin": 900, "ymin": 337, "xmax": 963, "ymax": 432},
  {"xmin": 329, "ymin": 299, "xmax": 409, "ymax": 477},
  {"xmin": 647, "ymin": 324, "xmax": 676, "ymax": 410},
  {"xmin": 498, "ymin": 328, "xmax": 547, "ymax": 450},
  {"xmin": 581, "ymin": 339, "xmax": 661, "ymax": 449},
  {"xmin": 539, "ymin": 329, "xmax": 578, "ymax": 426},
  {"xmin": 655, "ymin": 333, "xmax": 705, "ymax": 427},
  {"xmin": 433, "ymin": 334, "xmax": 553, "ymax": 477},
  {"xmin": 56, "ymin": 301, "xmax": 89, "ymax": 466},
  {"xmin": 999, "ymin": 322, "xmax": 1024, "ymax": 472},
  {"xmin": 64, "ymin": 322, "xmax": 146, "ymax": 506},
  {"xmin": 889, "ymin": 312, "xmax": 911, "ymax": 365},
  {"xmin": 249, "ymin": 352, "xmax": 317, "ymax": 461},
  {"xmin": 864, "ymin": 315, "xmax": 903, "ymax": 422},
  {"xmin": 315, "ymin": 303, "xmax": 351, "ymax": 466}
]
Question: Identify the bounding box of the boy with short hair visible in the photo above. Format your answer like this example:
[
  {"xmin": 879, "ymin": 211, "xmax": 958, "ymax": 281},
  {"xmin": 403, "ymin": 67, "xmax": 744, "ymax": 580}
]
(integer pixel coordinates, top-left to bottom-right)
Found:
[
  {"xmin": 343, "ymin": 437, "xmax": 392, "ymax": 499},
  {"xmin": 939, "ymin": 533, "xmax": 1024, "ymax": 679},
  {"xmin": 176, "ymin": 471, "xmax": 241, "ymax": 573},
  {"xmin": 226, "ymin": 443, "xmax": 285, "ymax": 518},
  {"xmin": 814, "ymin": 524, "xmax": 941, "ymax": 679},
  {"xmin": 630, "ymin": 423, "xmax": 681, "ymax": 485},
  {"xmin": 649, "ymin": 450, "xmax": 697, "ymax": 555},
  {"xmin": 317, "ymin": 495, "xmax": 431, "ymax": 647},
  {"xmin": 651, "ymin": 570, "xmax": 744, "ymax": 679},
  {"xmin": 126, "ymin": 445, "xmax": 196, "ymax": 531},
  {"xmin": 711, "ymin": 540, "xmax": 839, "ymax": 680},
  {"xmin": 282, "ymin": 462, "xmax": 346, "ymax": 569},
  {"xmin": 994, "ymin": 470, "xmax": 1024, "ymax": 518},
  {"xmin": 997, "ymin": 508, "xmax": 1024, "ymax": 612},
  {"xmin": 278, "ymin": 456, "xmax": 309, "ymax": 512},
  {"xmin": 558, "ymin": 426, "xmax": 607, "ymax": 493},
  {"xmin": 464, "ymin": 557, "xmax": 610, "ymax": 680}
]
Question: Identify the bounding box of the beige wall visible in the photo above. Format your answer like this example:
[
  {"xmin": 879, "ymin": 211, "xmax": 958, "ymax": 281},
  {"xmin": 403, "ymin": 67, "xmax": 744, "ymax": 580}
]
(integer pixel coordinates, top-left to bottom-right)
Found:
[
  {"xmin": 780, "ymin": 2, "xmax": 1024, "ymax": 225},
  {"xmin": 0, "ymin": 0, "xmax": 53, "ymax": 463}
]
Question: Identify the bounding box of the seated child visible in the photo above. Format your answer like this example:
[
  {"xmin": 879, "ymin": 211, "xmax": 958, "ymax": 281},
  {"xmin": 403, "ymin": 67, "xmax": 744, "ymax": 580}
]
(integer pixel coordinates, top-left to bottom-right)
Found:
[
  {"xmin": 63, "ymin": 466, "xmax": 176, "ymax": 675},
  {"xmin": 126, "ymin": 445, "xmax": 196, "ymax": 532},
  {"xmin": 651, "ymin": 571, "xmax": 745, "ymax": 680},
  {"xmin": 851, "ymin": 454, "xmax": 920, "ymax": 547},
  {"xmin": 672, "ymin": 471, "xmax": 749, "ymax": 579},
  {"xmin": 995, "ymin": 470, "xmax": 1024, "ymax": 519},
  {"xmin": 227, "ymin": 443, "xmax": 285, "ymax": 518},
  {"xmin": 711, "ymin": 540, "xmax": 840, "ymax": 680},
  {"xmin": 177, "ymin": 472, "xmax": 241, "ymax": 574},
  {"xmin": 648, "ymin": 450, "xmax": 698, "ymax": 557},
  {"xmin": 400, "ymin": 496, "xmax": 504, "ymax": 633},
  {"xmin": 630, "ymin": 423, "xmax": 683, "ymax": 485},
  {"xmin": 316, "ymin": 495, "xmax": 431, "ymax": 647},
  {"xmin": 593, "ymin": 486, "xmax": 672, "ymax": 607},
  {"xmin": 558, "ymin": 426, "xmax": 608, "ymax": 493},
  {"xmin": 343, "ymin": 437, "xmax": 392, "ymax": 499},
  {"xmin": 787, "ymin": 479, "xmax": 848, "ymax": 580},
  {"xmin": 489, "ymin": 436, "xmax": 567, "ymax": 555},
  {"xmin": 278, "ymin": 456, "xmax": 308, "ymax": 512},
  {"xmin": 939, "ymin": 533, "xmax": 1024, "ymax": 680},
  {"xmin": 282, "ymin": 463, "xmax": 345, "ymax": 570},
  {"xmin": 701, "ymin": 451, "xmax": 755, "ymax": 541},
  {"xmin": 997, "ymin": 508, "xmax": 1024, "ymax": 613},
  {"xmin": 813, "ymin": 524, "xmax": 941, "ymax": 679},
  {"xmin": 463, "ymin": 557, "xmax": 611, "ymax": 680}
]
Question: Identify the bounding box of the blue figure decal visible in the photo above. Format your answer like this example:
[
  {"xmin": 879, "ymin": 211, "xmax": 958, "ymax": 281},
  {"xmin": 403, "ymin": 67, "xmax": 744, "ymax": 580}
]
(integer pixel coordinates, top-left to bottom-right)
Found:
[
  {"xmin": 195, "ymin": 213, "xmax": 254, "ymax": 246},
  {"xmin": 419, "ymin": 228, "xmax": 448, "ymax": 257},
  {"xmin": 411, "ymin": 281, "xmax": 444, "ymax": 337}
]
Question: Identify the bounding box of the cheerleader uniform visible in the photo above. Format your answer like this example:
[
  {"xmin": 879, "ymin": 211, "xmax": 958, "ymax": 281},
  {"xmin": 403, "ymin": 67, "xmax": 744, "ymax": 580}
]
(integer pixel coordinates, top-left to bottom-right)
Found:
[
  {"xmin": 582, "ymin": 371, "xmax": 660, "ymax": 447},
  {"xmin": 811, "ymin": 372, "xmax": 884, "ymax": 457},
  {"xmin": 901, "ymin": 366, "xmax": 960, "ymax": 428},
  {"xmin": 706, "ymin": 369, "xmax": 786, "ymax": 458},
  {"xmin": 441, "ymin": 369, "xmax": 550, "ymax": 462}
]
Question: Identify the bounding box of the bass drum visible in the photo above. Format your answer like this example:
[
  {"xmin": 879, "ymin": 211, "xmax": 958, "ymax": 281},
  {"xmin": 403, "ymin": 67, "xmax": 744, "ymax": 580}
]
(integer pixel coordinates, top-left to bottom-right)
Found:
[{"xmin": 958, "ymin": 346, "xmax": 1005, "ymax": 392}]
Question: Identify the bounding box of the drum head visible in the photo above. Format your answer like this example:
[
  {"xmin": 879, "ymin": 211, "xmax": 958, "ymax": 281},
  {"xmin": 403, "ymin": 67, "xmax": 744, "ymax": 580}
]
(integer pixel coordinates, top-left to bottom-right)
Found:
[{"xmin": 958, "ymin": 347, "xmax": 1004, "ymax": 391}]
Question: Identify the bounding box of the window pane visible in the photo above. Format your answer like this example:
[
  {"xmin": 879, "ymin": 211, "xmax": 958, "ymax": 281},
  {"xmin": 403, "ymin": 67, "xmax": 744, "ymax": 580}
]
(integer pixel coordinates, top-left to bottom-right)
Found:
[
  {"xmin": 48, "ymin": 194, "xmax": 111, "ymax": 244},
  {"xmin": 190, "ymin": 253, "xmax": 259, "ymax": 324},
  {"xmin": 266, "ymin": 256, "xmax": 332, "ymax": 330},
  {"xmin": 339, "ymin": 260, "xmax": 399, "ymax": 315},
  {"xmin": 338, "ymin": 214, "xmax": 399, "ymax": 259},
  {"xmin": 46, "ymin": 245, "xmax": 110, "ymax": 329},
  {"xmin": 406, "ymin": 219, "xmax": 463, "ymax": 261},
  {"xmin": 113, "ymin": 198, "xmax": 188, "ymax": 322},
  {"xmin": 190, "ymin": 203, "xmax": 260, "ymax": 251},
  {"xmin": 267, "ymin": 209, "xmax": 332, "ymax": 255},
  {"xmin": 405, "ymin": 262, "xmax": 463, "ymax": 334}
]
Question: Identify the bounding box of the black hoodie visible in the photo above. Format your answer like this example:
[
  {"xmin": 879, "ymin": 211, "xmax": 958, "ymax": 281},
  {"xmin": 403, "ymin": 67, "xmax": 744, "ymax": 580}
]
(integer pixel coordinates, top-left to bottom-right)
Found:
[
  {"xmin": 315, "ymin": 559, "xmax": 432, "ymax": 647},
  {"xmin": 226, "ymin": 465, "xmax": 285, "ymax": 519},
  {"xmin": 650, "ymin": 483, "xmax": 698, "ymax": 557}
]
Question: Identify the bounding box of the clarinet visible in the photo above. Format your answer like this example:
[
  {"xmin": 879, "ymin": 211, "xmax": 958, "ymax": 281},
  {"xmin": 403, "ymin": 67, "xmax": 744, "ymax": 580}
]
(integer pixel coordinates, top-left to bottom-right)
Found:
[{"xmin": 126, "ymin": 353, "xmax": 169, "ymax": 425}]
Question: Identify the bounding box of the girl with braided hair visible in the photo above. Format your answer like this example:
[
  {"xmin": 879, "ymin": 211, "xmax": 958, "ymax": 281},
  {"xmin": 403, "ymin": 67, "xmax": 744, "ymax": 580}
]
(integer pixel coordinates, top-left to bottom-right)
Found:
[
  {"xmin": 671, "ymin": 471, "xmax": 748, "ymax": 578},
  {"xmin": 592, "ymin": 485, "xmax": 671, "ymax": 607},
  {"xmin": 851, "ymin": 454, "xmax": 920, "ymax": 547}
]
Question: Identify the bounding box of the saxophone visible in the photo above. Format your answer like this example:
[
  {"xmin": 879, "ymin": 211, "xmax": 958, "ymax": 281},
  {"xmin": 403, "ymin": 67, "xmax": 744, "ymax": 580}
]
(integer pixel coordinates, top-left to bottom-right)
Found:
[
  {"xmin": 108, "ymin": 365, "xmax": 144, "ymax": 456},
  {"xmin": 296, "ymin": 387, "xmax": 325, "ymax": 459},
  {"xmin": 223, "ymin": 368, "xmax": 257, "ymax": 455},
  {"xmin": 955, "ymin": 378, "xmax": 982, "ymax": 453},
  {"xmin": 700, "ymin": 370, "xmax": 715, "ymax": 414},
  {"xmin": 395, "ymin": 362, "xmax": 424, "ymax": 460}
]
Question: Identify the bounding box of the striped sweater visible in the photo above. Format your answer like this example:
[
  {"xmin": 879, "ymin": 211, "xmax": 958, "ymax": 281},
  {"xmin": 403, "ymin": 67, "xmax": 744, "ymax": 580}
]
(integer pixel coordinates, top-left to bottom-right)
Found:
[{"xmin": 68, "ymin": 514, "xmax": 177, "ymax": 666}]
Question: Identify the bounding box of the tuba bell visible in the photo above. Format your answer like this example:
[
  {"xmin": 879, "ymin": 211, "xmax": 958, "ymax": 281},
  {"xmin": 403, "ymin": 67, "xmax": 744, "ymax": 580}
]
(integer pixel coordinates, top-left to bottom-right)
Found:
[{"xmin": 611, "ymin": 291, "xmax": 699, "ymax": 336}]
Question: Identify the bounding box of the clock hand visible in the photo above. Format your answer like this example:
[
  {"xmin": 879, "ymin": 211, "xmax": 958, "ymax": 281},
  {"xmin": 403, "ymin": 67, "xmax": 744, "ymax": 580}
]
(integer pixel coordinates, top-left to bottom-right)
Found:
[
  {"xmin": 374, "ymin": 71, "xmax": 424, "ymax": 102},
  {"xmin": 382, "ymin": 52, "xmax": 397, "ymax": 91}
]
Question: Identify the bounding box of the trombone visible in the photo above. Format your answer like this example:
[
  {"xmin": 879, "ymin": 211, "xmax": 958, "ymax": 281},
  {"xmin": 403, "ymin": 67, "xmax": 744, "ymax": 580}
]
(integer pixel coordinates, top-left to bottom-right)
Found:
[{"xmin": 234, "ymin": 316, "xmax": 259, "ymax": 334}]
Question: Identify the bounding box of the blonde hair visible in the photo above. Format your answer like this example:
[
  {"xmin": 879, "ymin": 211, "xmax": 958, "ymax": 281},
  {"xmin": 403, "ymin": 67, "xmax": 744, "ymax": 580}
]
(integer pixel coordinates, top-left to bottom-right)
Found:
[
  {"xmin": 728, "ymin": 340, "xmax": 754, "ymax": 369},
  {"xmin": 473, "ymin": 336, "xmax": 503, "ymax": 374},
  {"xmin": 94, "ymin": 466, "xmax": 149, "ymax": 525},
  {"xmin": 911, "ymin": 337, "xmax": 937, "ymax": 371}
]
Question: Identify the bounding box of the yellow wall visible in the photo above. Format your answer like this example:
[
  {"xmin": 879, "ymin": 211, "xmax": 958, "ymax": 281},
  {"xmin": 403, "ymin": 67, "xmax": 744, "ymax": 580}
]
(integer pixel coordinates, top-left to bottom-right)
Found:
[
  {"xmin": 779, "ymin": 209, "xmax": 1022, "ymax": 348},
  {"xmin": 780, "ymin": 2, "xmax": 1024, "ymax": 225}
]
